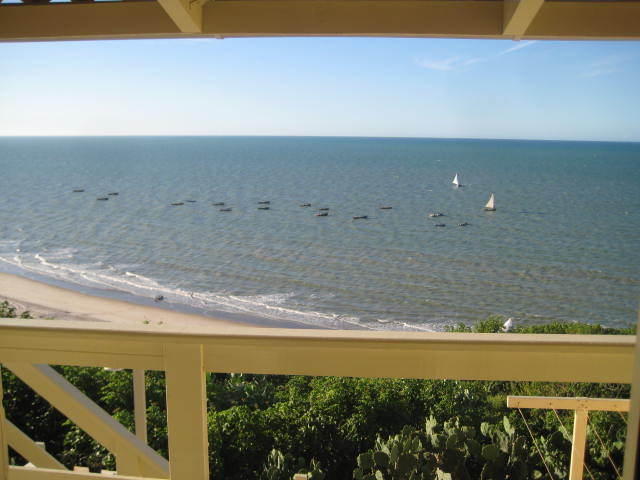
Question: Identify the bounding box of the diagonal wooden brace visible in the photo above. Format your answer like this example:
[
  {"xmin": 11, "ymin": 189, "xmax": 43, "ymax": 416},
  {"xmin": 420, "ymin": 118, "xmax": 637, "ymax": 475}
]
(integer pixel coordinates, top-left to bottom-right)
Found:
[{"xmin": 3, "ymin": 363, "xmax": 168, "ymax": 479}]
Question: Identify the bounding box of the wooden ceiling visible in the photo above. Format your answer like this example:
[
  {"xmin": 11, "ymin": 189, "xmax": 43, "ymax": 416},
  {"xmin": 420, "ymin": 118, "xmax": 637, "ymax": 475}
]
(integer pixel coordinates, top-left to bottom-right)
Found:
[{"xmin": 1, "ymin": 0, "xmax": 639, "ymax": 42}]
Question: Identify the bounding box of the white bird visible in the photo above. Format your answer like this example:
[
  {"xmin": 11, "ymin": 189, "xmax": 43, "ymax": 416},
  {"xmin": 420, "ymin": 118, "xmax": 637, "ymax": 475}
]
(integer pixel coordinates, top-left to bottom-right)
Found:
[{"xmin": 502, "ymin": 318, "xmax": 514, "ymax": 332}]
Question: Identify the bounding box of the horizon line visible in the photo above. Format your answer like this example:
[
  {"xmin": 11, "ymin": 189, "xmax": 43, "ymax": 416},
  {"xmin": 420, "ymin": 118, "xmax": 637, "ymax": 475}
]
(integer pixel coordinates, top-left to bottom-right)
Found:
[{"xmin": 0, "ymin": 134, "xmax": 638, "ymax": 144}]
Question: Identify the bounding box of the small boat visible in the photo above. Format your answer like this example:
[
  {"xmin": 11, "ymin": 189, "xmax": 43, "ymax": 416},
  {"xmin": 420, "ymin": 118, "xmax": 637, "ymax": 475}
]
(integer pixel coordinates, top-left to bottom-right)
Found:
[
  {"xmin": 434, "ymin": 223, "xmax": 446, "ymax": 227},
  {"xmin": 315, "ymin": 212, "xmax": 328, "ymax": 217},
  {"xmin": 429, "ymin": 212, "xmax": 444, "ymax": 218},
  {"xmin": 258, "ymin": 201, "xmax": 270, "ymax": 205},
  {"xmin": 212, "ymin": 202, "xmax": 225, "ymax": 206},
  {"xmin": 458, "ymin": 222, "xmax": 470, "ymax": 227},
  {"xmin": 353, "ymin": 215, "xmax": 368, "ymax": 220},
  {"xmin": 300, "ymin": 203, "xmax": 311, "ymax": 207},
  {"xmin": 318, "ymin": 208, "xmax": 330, "ymax": 211},
  {"xmin": 379, "ymin": 206, "xmax": 392, "ymax": 210},
  {"xmin": 108, "ymin": 192, "xmax": 119, "ymax": 196},
  {"xmin": 452, "ymin": 173, "xmax": 463, "ymax": 188},
  {"xmin": 171, "ymin": 202, "xmax": 184, "ymax": 206},
  {"xmin": 72, "ymin": 189, "xmax": 85, "ymax": 193},
  {"xmin": 185, "ymin": 200, "xmax": 197, "ymax": 203},
  {"xmin": 484, "ymin": 193, "xmax": 496, "ymax": 211},
  {"xmin": 258, "ymin": 206, "xmax": 270, "ymax": 210},
  {"xmin": 97, "ymin": 197, "xmax": 109, "ymax": 201},
  {"xmin": 219, "ymin": 208, "xmax": 232, "ymax": 212}
]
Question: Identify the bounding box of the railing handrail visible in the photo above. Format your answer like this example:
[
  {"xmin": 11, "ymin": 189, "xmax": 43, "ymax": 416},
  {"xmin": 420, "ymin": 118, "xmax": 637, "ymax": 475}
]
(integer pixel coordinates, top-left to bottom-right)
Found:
[
  {"xmin": 0, "ymin": 318, "xmax": 633, "ymax": 345},
  {"xmin": 0, "ymin": 319, "xmax": 634, "ymax": 383}
]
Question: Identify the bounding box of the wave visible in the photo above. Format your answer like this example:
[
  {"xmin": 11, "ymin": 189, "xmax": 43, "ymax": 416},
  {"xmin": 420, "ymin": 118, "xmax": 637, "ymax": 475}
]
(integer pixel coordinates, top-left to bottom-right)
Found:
[{"xmin": 0, "ymin": 246, "xmax": 433, "ymax": 331}]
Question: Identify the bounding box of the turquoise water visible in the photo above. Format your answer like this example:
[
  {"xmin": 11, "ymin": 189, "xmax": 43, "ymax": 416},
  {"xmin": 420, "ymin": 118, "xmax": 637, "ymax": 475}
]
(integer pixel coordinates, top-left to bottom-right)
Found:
[{"xmin": 0, "ymin": 136, "xmax": 638, "ymax": 330}]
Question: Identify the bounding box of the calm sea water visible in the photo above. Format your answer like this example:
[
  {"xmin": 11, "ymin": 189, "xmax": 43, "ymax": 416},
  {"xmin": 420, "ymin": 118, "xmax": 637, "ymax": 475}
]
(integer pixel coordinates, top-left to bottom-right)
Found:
[{"xmin": 0, "ymin": 136, "xmax": 638, "ymax": 330}]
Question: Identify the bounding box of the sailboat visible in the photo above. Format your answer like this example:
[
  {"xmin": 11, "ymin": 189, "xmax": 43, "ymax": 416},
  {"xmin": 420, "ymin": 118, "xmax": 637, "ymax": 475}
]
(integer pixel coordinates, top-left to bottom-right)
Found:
[
  {"xmin": 484, "ymin": 193, "xmax": 496, "ymax": 211},
  {"xmin": 452, "ymin": 173, "xmax": 462, "ymax": 188}
]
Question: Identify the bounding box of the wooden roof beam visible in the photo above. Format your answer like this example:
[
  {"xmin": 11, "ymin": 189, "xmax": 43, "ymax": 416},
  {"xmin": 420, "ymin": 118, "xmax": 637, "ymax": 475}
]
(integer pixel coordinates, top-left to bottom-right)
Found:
[
  {"xmin": 1, "ymin": 1, "xmax": 640, "ymax": 42},
  {"xmin": 157, "ymin": 0, "xmax": 205, "ymax": 33},
  {"xmin": 503, "ymin": 0, "xmax": 544, "ymax": 39}
]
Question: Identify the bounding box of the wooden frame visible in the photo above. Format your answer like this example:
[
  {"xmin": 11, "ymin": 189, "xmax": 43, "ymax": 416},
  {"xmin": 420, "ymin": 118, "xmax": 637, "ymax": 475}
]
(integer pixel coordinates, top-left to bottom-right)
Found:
[{"xmin": 1, "ymin": 0, "xmax": 639, "ymax": 42}]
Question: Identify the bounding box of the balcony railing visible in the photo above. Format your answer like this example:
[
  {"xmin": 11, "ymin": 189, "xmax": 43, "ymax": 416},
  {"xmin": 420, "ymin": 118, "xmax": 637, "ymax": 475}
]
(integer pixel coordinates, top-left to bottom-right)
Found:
[{"xmin": 0, "ymin": 318, "xmax": 637, "ymax": 480}]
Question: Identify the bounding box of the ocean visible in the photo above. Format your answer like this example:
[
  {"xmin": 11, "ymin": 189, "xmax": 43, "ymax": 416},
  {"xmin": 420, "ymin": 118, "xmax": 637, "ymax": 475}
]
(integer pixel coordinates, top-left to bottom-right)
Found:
[{"xmin": 0, "ymin": 136, "xmax": 638, "ymax": 330}]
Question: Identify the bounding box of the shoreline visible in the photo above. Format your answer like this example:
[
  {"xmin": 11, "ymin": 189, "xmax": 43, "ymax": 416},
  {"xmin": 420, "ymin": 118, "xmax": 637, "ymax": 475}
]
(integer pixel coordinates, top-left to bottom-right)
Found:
[{"xmin": 0, "ymin": 272, "xmax": 266, "ymax": 331}]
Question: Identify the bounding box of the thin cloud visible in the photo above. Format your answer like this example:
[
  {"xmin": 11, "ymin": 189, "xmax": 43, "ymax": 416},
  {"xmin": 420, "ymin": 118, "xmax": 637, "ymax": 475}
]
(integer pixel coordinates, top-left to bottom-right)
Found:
[
  {"xmin": 416, "ymin": 56, "xmax": 463, "ymax": 71},
  {"xmin": 498, "ymin": 40, "xmax": 538, "ymax": 56},
  {"xmin": 582, "ymin": 55, "xmax": 630, "ymax": 78},
  {"xmin": 416, "ymin": 41, "xmax": 537, "ymax": 72}
]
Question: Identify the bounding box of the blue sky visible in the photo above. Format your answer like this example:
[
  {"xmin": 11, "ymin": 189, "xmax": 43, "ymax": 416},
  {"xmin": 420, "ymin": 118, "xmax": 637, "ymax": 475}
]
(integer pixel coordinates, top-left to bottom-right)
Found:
[{"xmin": 1, "ymin": 37, "xmax": 638, "ymax": 141}]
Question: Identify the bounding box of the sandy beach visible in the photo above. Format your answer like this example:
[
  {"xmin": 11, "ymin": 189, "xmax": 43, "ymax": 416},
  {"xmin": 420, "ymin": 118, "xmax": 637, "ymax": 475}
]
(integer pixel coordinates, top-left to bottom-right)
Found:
[{"xmin": 0, "ymin": 272, "xmax": 253, "ymax": 330}]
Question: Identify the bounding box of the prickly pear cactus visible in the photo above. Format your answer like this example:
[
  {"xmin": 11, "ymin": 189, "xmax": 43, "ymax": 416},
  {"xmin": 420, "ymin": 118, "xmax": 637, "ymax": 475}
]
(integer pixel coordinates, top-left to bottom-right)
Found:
[
  {"xmin": 353, "ymin": 426, "xmax": 428, "ymax": 480},
  {"xmin": 354, "ymin": 416, "xmax": 530, "ymax": 480},
  {"xmin": 479, "ymin": 417, "xmax": 529, "ymax": 480},
  {"xmin": 260, "ymin": 449, "xmax": 305, "ymax": 480}
]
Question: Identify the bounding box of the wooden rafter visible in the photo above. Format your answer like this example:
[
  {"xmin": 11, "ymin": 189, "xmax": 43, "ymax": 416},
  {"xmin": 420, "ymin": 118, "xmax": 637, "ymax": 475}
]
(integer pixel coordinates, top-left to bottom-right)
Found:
[
  {"xmin": 503, "ymin": 0, "xmax": 545, "ymax": 39},
  {"xmin": 157, "ymin": 0, "xmax": 203, "ymax": 33},
  {"xmin": 0, "ymin": 1, "xmax": 639, "ymax": 42}
]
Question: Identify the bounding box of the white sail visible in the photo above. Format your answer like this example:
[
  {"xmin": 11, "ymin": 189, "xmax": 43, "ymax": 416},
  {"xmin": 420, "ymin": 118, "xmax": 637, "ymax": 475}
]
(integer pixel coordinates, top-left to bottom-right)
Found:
[
  {"xmin": 452, "ymin": 173, "xmax": 459, "ymax": 186},
  {"xmin": 485, "ymin": 193, "xmax": 495, "ymax": 210}
]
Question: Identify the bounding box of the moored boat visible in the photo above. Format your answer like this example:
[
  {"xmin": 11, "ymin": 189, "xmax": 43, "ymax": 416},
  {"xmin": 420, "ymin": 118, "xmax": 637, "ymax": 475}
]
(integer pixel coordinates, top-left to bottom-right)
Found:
[
  {"xmin": 452, "ymin": 173, "xmax": 463, "ymax": 187},
  {"xmin": 484, "ymin": 193, "xmax": 496, "ymax": 211}
]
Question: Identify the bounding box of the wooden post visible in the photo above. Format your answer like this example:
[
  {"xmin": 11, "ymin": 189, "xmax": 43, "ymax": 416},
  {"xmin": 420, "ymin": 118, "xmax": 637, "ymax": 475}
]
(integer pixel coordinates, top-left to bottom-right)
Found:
[
  {"xmin": 623, "ymin": 313, "xmax": 640, "ymax": 480},
  {"xmin": 132, "ymin": 370, "xmax": 147, "ymax": 444},
  {"xmin": 164, "ymin": 345, "xmax": 208, "ymax": 480},
  {"xmin": 0, "ymin": 367, "xmax": 8, "ymax": 480},
  {"xmin": 569, "ymin": 409, "xmax": 589, "ymax": 480}
]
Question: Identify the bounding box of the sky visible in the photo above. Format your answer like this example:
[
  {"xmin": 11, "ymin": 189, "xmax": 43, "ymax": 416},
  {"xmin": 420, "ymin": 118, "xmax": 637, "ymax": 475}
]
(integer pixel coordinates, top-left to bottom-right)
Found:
[{"xmin": 1, "ymin": 37, "xmax": 639, "ymax": 141}]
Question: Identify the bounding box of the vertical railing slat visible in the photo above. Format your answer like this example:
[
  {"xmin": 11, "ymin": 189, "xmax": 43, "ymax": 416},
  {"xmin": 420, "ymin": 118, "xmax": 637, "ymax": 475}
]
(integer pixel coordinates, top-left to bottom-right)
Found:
[
  {"xmin": 133, "ymin": 370, "xmax": 147, "ymax": 444},
  {"xmin": 622, "ymin": 314, "xmax": 640, "ymax": 480},
  {"xmin": 569, "ymin": 409, "xmax": 588, "ymax": 480},
  {"xmin": 164, "ymin": 344, "xmax": 208, "ymax": 480},
  {"xmin": 0, "ymin": 367, "xmax": 8, "ymax": 480}
]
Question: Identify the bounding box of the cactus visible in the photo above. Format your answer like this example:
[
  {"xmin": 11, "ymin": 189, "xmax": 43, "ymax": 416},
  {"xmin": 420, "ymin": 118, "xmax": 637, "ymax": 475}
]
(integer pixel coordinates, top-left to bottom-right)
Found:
[
  {"xmin": 479, "ymin": 417, "xmax": 529, "ymax": 480},
  {"xmin": 260, "ymin": 449, "xmax": 306, "ymax": 480},
  {"xmin": 354, "ymin": 417, "xmax": 530, "ymax": 480}
]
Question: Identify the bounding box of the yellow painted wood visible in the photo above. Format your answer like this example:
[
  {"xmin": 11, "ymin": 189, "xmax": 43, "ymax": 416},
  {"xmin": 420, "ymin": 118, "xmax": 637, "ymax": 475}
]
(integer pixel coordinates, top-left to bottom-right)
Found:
[
  {"xmin": 623, "ymin": 314, "xmax": 640, "ymax": 480},
  {"xmin": 132, "ymin": 371, "xmax": 147, "ymax": 445},
  {"xmin": 0, "ymin": 2, "xmax": 179, "ymax": 42},
  {"xmin": 569, "ymin": 409, "xmax": 588, "ymax": 480},
  {"xmin": 3, "ymin": 364, "xmax": 168, "ymax": 479},
  {"xmin": 0, "ymin": 321, "xmax": 634, "ymax": 383},
  {"xmin": 0, "ymin": 330, "xmax": 163, "ymax": 371},
  {"xmin": 527, "ymin": 1, "xmax": 640, "ymax": 40},
  {"xmin": 1, "ymin": 368, "xmax": 8, "ymax": 480},
  {"xmin": 164, "ymin": 345, "xmax": 208, "ymax": 480},
  {"xmin": 8, "ymin": 465, "xmax": 166, "ymax": 480},
  {"xmin": 157, "ymin": 0, "xmax": 203, "ymax": 33},
  {"xmin": 507, "ymin": 396, "xmax": 630, "ymax": 412},
  {"xmin": 5, "ymin": 421, "xmax": 66, "ymax": 471},
  {"xmin": 1, "ymin": 0, "xmax": 638, "ymax": 42},
  {"xmin": 503, "ymin": 0, "xmax": 544, "ymax": 39}
]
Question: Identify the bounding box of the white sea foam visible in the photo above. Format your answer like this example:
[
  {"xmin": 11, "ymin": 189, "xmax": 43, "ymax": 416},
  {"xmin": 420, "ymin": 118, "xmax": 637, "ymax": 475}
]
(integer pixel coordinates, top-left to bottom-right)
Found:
[{"xmin": 0, "ymin": 248, "xmax": 382, "ymax": 330}]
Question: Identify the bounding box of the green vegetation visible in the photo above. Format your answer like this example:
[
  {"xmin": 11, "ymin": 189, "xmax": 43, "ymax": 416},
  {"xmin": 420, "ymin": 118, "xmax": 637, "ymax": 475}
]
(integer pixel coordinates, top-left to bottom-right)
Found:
[
  {"xmin": 0, "ymin": 306, "xmax": 633, "ymax": 479},
  {"xmin": 0, "ymin": 300, "xmax": 32, "ymax": 319}
]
